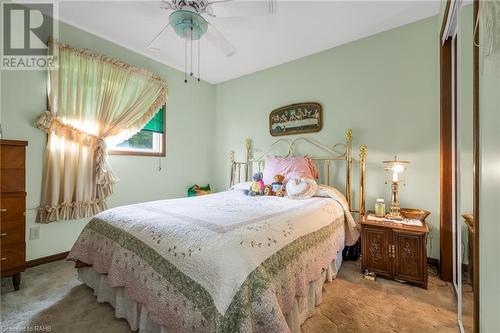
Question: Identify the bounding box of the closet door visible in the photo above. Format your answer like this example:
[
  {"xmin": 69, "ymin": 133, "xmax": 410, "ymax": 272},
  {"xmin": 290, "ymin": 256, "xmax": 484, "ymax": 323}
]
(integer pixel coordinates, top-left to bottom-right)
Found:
[{"xmin": 441, "ymin": 1, "xmax": 479, "ymax": 331}]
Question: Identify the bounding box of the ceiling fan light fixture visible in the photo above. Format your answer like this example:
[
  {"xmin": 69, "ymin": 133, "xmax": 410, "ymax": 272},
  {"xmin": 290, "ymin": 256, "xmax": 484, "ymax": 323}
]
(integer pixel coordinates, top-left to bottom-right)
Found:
[{"xmin": 169, "ymin": 9, "xmax": 208, "ymax": 40}]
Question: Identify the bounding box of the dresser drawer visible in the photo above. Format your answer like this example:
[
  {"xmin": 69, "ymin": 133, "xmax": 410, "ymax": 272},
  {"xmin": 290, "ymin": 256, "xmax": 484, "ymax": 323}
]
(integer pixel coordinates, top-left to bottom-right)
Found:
[
  {"xmin": 0, "ymin": 243, "xmax": 25, "ymax": 271},
  {"xmin": 0, "ymin": 145, "xmax": 26, "ymax": 193},
  {"xmin": 0, "ymin": 196, "xmax": 25, "ymax": 223},
  {"xmin": 0, "ymin": 218, "xmax": 24, "ymax": 236},
  {"xmin": 0, "ymin": 169, "xmax": 25, "ymax": 193},
  {"xmin": 0, "ymin": 230, "xmax": 24, "ymax": 245},
  {"xmin": 0, "ymin": 146, "xmax": 25, "ymax": 169}
]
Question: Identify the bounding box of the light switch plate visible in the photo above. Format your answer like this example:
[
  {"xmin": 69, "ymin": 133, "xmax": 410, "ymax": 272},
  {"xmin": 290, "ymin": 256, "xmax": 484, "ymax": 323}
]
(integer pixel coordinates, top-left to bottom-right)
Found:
[{"xmin": 29, "ymin": 226, "xmax": 40, "ymax": 240}]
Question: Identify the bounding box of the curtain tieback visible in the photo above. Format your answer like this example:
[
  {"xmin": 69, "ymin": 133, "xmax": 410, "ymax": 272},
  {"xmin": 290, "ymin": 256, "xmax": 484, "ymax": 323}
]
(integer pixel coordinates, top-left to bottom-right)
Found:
[{"xmin": 34, "ymin": 111, "xmax": 99, "ymax": 146}]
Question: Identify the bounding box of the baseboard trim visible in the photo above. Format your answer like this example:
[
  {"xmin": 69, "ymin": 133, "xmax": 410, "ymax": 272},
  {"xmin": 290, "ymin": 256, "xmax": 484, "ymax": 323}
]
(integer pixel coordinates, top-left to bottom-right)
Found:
[{"xmin": 26, "ymin": 251, "xmax": 69, "ymax": 268}]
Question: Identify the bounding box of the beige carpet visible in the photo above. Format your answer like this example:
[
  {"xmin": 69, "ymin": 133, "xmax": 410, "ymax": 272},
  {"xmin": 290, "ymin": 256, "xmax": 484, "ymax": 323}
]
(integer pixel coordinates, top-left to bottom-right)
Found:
[{"xmin": 1, "ymin": 260, "xmax": 461, "ymax": 333}]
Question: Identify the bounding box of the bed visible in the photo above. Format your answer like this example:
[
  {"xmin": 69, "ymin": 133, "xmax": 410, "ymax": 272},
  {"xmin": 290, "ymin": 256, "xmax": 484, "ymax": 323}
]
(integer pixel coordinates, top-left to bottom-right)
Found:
[{"xmin": 68, "ymin": 129, "xmax": 367, "ymax": 333}]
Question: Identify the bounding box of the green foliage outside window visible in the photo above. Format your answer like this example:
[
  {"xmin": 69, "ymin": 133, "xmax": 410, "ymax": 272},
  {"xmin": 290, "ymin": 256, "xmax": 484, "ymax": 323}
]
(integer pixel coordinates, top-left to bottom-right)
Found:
[{"xmin": 114, "ymin": 106, "xmax": 164, "ymax": 150}]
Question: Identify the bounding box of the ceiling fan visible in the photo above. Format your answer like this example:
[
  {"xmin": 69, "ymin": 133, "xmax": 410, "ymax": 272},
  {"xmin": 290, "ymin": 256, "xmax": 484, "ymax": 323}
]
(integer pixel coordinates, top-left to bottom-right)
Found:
[{"xmin": 147, "ymin": 0, "xmax": 277, "ymax": 82}]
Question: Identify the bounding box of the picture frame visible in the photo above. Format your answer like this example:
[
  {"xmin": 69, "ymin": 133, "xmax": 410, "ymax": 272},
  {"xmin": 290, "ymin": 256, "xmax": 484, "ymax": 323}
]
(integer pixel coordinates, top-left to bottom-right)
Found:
[{"xmin": 269, "ymin": 102, "xmax": 323, "ymax": 136}]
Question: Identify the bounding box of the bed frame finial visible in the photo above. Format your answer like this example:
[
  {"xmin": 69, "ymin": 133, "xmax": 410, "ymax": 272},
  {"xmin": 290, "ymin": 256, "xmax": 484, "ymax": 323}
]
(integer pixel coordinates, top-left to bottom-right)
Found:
[
  {"xmin": 359, "ymin": 144, "xmax": 367, "ymax": 158},
  {"xmin": 245, "ymin": 139, "xmax": 253, "ymax": 160},
  {"xmin": 345, "ymin": 128, "xmax": 353, "ymax": 142},
  {"xmin": 245, "ymin": 139, "xmax": 253, "ymax": 181},
  {"xmin": 345, "ymin": 128, "xmax": 353, "ymax": 206},
  {"xmin": 229, "ymin": 150, "xmax": 236, "ymax": 186},
  {"xmin": 359, "ymin": 144, "xmax": 367, "ymax": 217}
]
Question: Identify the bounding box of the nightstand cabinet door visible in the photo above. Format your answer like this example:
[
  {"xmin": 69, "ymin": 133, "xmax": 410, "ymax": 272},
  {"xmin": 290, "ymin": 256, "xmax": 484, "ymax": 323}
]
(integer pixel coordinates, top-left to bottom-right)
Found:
[
  {"xmin": 393, "ymin": 231, "xmax": 427, "ymax": 288},
  {"xmin": 361, "ymin": 226, "xmax": 391, "ymax": 277}
]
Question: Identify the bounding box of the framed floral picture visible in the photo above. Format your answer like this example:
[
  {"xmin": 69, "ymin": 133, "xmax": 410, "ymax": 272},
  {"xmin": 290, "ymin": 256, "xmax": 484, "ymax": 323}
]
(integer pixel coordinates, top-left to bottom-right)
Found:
[{"xmin": 269, "ymin": 102, "xmax": 322, "ymax": 136}]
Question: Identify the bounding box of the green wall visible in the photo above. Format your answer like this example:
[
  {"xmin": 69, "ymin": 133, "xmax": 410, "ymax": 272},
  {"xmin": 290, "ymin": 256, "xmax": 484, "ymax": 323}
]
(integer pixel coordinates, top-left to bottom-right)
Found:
[
  {"xmin": 1, "ymin": 14, "xmax": 442, "ymax": 261},
  {"xmin": 0, "ymin": 20, "xmax": 216, "ymax": 260},
  {"xmin": 213, "ymin": 16, "xmax": 441, "ymax": 258}
]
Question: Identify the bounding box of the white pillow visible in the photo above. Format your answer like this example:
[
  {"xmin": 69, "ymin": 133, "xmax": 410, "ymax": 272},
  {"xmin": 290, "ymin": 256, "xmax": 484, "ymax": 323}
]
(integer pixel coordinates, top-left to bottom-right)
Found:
[
  {"xmin": 230, "ymin": 182, "xmax": 252, "ymax": 191},
  {"xmin": 286, "ymin": 177, "xmax": 317, "ymax": 200}
]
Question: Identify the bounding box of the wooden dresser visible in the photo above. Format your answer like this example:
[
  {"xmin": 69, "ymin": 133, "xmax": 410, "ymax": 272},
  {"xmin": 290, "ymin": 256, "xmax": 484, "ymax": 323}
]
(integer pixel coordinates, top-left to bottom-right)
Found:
[
  {"xmin": 1, "ymin": 139, "xmax": 28, "ymax": 290},
  {"xmin": 361, "ymin": 214, "xmax": 429, "ymax": 289}
]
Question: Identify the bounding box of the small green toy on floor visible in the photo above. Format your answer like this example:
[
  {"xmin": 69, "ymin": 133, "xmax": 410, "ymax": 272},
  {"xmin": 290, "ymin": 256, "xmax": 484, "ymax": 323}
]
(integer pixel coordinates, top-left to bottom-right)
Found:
[{"xmin": 187, "ymin": 184, "xmax": 211, "ymax": 197}]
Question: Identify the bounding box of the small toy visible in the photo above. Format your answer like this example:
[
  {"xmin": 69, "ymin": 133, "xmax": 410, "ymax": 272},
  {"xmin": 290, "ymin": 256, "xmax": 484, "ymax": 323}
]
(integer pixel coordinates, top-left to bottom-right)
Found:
[
  {"xmin": 271, "ymin": 174, "xmax": 286, "ymax": 197},
  {"xmin": 264, "ymin": 174, "xmax": 286, "ymax": 197},
  {"xmin": 264, "ymin": 185, "xmax": 273, "ymax": 196},
  {"xmin": 244, "ymin": 172, "xmax": 265, "ymax": 196}
]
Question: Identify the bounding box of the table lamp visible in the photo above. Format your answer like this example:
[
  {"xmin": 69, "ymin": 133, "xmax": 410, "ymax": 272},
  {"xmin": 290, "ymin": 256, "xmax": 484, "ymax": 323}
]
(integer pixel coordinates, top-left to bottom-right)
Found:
[{"xmin": 383, "ymin": 156, "xmax": 410, "ymax": 219}]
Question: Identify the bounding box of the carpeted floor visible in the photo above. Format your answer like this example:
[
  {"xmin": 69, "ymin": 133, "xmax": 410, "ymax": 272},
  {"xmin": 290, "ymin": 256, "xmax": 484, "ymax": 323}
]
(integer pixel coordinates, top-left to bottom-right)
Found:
[{"xmin": 1, "ymin": 260, "xmax": 463, "ymax": 333}]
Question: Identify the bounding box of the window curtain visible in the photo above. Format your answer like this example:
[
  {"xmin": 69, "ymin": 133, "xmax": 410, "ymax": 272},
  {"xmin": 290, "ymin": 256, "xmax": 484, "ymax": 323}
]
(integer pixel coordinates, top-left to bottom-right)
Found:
[{"xmin": 34, "ymin": 41, "xmax": 168, "ymax": 223}]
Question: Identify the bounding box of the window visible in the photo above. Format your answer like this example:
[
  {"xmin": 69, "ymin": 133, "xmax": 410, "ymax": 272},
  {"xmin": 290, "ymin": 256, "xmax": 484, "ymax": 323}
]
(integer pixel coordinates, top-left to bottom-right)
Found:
[{"xmin": 109, "ymin": 105, "xmax": 166, "ymax": 156}]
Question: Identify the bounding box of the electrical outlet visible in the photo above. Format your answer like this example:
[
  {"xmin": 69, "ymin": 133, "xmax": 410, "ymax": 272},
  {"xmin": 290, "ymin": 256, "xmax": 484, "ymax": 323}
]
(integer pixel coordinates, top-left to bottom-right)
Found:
[{"xmin": 29, "ymin": 226, "xmax": 40, "ymax": 240}]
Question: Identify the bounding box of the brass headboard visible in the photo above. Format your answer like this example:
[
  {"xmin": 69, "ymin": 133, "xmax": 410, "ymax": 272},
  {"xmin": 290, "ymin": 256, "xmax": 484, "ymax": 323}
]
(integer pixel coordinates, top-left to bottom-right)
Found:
[{"xmin": 229, "ymin": 129, "xmax": 367, "ymax": 216}]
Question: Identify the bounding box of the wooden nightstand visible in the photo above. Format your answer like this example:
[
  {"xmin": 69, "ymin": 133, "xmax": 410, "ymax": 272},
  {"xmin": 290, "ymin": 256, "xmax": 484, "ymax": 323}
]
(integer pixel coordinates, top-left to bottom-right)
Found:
[{"xmin": 360, "ymin": 214, "xmax": 429, "ymax": 289}]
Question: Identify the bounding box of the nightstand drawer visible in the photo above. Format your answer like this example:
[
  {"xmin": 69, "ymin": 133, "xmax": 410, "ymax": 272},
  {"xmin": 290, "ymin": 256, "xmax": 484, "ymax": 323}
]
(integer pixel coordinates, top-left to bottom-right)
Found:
[
  {"xmin": 0, "ymin": 243, "xmax": 25, "ymax": 271},
  {"xmin": 0, "ymin": 196, "xmax": 26, "ymax": 223}
]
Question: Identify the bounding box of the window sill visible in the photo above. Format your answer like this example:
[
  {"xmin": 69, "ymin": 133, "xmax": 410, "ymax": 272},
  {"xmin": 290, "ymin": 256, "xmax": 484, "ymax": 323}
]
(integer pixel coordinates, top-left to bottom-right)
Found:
[{"xmin": 108, "ymin": 150, "xmax": 166, "ymax": 157}]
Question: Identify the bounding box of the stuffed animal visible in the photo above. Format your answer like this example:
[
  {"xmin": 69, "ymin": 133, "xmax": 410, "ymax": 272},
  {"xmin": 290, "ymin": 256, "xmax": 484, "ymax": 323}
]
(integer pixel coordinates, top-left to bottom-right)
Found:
[
  {"xmin": 271, "ymin": 174, "xmax": 286, "ymax": 197},
  {"xmin": 244, "ymin": 172, "xmax": 265, "ymax": 196},
  {"xmin": 264, "ymin": 185, "xmax": 273, "ymax": 196}
]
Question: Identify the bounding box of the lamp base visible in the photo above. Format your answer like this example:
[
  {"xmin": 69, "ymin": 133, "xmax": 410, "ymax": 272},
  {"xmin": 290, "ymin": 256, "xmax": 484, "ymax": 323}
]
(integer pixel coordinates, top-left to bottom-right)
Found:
[
  {"xmin": 386, "ymin": 211, "xmax": 404, "ymax": 220},
  {"xmin": 386, "ymin": 181, "xmax": 403, "ymax": 220}
]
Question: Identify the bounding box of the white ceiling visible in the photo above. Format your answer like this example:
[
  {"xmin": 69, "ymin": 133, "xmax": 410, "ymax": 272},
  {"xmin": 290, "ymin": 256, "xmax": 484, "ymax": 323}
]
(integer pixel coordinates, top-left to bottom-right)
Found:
[{"xmin": 55, "ymin": 1, "xmax": 440, "ymax": 84}]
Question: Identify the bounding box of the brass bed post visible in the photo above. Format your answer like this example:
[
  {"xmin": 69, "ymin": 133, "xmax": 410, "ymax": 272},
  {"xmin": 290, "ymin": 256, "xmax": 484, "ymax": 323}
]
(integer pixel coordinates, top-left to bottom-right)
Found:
[
  {"xmin": 229, "ymin": 150, "xmax": 236, "ymax": 187},
  {"xmin": 245, "ymin": 138, "xmax": 253, "ymax": 182},
  {"xmin": 359, "ymin": 145, "xmax": 367, "ymax": 217},
  {"xmin": 345, "ymin": 129, "xmax": 353, "ymax": 207}
]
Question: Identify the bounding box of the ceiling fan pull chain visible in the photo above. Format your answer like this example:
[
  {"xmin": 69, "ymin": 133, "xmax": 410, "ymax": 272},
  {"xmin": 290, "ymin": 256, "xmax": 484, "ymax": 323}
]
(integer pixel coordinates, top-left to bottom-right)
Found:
[
  {"xmin": 197, "ymin": 39, "xmax": 201, "ymax": 82},
  {"xmin": 184, "ymin": 39, "xmax": 187, "ymax": 83},
  {"xmin": 190, "ymin": 25, "xmax": 194, "ymax": 77}
]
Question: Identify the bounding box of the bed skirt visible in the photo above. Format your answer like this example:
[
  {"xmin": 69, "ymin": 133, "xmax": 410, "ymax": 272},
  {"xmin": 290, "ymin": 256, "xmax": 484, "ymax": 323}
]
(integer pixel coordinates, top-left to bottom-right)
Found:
[{"xmin": 78, "ymin": 251, "xmax": 342, "ymax": 333}]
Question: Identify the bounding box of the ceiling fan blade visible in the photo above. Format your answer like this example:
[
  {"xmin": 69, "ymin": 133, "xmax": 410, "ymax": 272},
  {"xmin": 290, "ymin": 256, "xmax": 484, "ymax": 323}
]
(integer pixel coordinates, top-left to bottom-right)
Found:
[
  {"xmin": 146, "ymin": 23, "xmax": 172, "ymax": 50},
  {"xmin": 204, "ymin": 22, "xmax": 237, "ymax": 57},
  {"xmin": 160, "ymin": 1, "xmax": 175, "ymax": 11},
  {"xmin": 205, "ymin": 0, "xmax": 276, "ymax": 18}
]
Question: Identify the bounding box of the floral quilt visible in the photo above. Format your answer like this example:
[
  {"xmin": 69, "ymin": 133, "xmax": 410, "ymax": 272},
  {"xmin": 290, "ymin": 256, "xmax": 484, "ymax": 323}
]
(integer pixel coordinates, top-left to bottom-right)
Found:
[{"xmin": 68, "ymin": 187, "xmax": 358, "ymax": 332}]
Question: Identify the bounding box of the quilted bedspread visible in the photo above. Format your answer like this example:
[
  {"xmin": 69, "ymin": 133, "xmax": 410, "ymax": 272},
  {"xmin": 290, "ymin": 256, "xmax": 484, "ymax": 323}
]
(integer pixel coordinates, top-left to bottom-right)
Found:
[{"xmin": 68, "ymin": 186, "xmax": 358, "ymax": 332}]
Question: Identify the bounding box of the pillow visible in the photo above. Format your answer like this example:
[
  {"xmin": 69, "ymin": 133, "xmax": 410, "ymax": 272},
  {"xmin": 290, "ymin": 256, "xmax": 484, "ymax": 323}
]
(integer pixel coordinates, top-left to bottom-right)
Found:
[
  {"xmin": 230, "ymin": 182, "xmax": 252, "ymax": 191},
  {"xmin": 263, "ymin": 157, "xmax": 319, "ymax": 184},
  {"xmin": 286, "ymin": 177, "xmax": 318, "ymax": 200}
]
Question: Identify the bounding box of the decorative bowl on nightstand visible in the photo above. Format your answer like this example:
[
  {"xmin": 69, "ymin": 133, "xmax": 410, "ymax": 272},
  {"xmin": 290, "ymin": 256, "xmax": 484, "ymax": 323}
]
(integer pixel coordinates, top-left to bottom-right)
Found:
[{"xmin": 400, "ymin": 208, "xmax": 430, "ymax": 221}]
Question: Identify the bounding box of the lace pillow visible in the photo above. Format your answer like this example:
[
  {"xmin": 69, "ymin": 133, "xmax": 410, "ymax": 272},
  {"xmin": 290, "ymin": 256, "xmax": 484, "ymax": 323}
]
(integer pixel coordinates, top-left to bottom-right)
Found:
[{"xmin": 286, "ymin": 177, "xmax": 318, "ymax": 200}]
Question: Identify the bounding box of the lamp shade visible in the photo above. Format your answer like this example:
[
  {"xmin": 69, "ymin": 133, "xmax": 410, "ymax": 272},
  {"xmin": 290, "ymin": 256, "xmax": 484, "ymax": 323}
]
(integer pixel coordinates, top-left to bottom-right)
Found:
[{"xmin": 383, "ymin": 156, "xmax": 410, "ymax": 173}]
